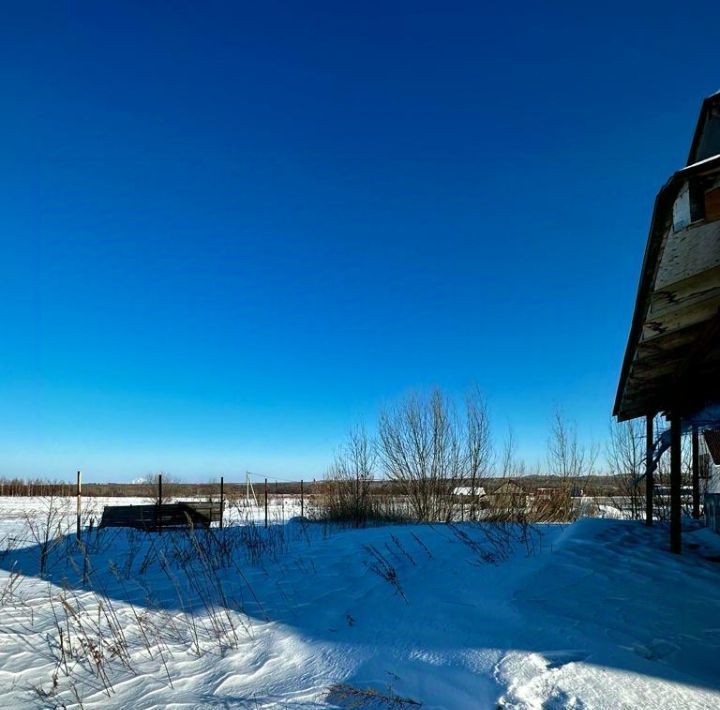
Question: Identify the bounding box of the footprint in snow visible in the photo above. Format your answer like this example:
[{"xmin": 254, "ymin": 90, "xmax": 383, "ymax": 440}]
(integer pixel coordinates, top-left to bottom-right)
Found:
[{"xmin": 494, "ymin": 651, "xmax": 589, "ymax": 709}]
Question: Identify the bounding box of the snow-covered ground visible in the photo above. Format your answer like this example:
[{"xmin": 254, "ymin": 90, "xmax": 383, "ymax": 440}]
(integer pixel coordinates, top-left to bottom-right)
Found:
[{"xmin": 0, "ymin": 497, "xmax": 719, "ymax": 708}]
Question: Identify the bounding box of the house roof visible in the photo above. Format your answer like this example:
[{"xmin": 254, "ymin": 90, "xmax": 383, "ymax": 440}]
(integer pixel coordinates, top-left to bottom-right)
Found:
[
  {"xmin": 688, "ymin": 91, "xmax": 720, "ymax": 166},
  {"xmin": 491, "ymin": 480, "xmax": 525, "ymax": 493},
  {"xmin": 614, "ymin": 92, "xmax": 720, "ymax": 421}
]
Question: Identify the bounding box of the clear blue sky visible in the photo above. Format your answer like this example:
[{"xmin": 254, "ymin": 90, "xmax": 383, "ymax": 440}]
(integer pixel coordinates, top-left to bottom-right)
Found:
[{"xmin": 2, "ymin": 2, "xmax": 719, "ymax": 481}]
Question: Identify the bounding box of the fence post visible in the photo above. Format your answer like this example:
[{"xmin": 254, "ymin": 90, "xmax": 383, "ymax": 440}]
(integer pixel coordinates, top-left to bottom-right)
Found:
[
  {"xmin": 220, "ymin": 476, "xmax": 224, "ymax": 529},
  {"xmin": 355, "ymin": 472, "xmax": 360, "ymax": 528},
  {"xmin": 76, "ymin": 471, "xmax": 82, "ymax": 541},
  {"xmin": 301, "ymin": 479, "xmax": 304, "ymax": 518},
  {"xmin": 264, "ymin": 478, "xmax": 268, "ymax": 528},
  {"xmin": 158, "ymin": 474, "xmax": 163, "ymax": 535}
]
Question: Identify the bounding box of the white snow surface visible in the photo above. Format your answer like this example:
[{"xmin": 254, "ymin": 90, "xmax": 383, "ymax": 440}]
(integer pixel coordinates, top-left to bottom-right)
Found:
[{"xmin": 0, "ymin": 497, "xmax": 719, "ymax": 708}]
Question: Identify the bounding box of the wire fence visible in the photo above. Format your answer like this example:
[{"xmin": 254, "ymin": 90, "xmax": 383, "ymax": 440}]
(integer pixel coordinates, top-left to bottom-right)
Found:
[{"xmin": 0, "ymin": 473, "xmax": 325, "ymax": 530}]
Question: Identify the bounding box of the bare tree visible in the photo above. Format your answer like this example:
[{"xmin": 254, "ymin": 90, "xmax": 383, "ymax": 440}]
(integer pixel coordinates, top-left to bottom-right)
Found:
[
  {"xmin": 464, "ymin": 387, "xmax": 493, "ymax": 515},
  {"xmin": 547, "ymin": 410, "xmax": 596, "ymax": 478},
  {"xmin": 141, "ymin": 472, "xmax": 180, "ymax": 504},
  {"xmin": 24, "ymin": 495, "xmax": 66, "ymax": 575},
  {"xmin": 606, "ymin": 418, "xmax": 645, "ymax": 519},
  {"xmin": 497, "ymin": 426, "xmax": 519, "ymax": 479},
  {"xmin": 484, "ymin": 427, "xmax": 527, "ymax": 522},
  {"xmin": 322, "ymin": 426, "xmax": 378, "ymax": 525},
  {"xmin": 377, "ymin": 389, "xmax": 462, "ymax": 521},
  {"xmin": 543, "ymin": 409, "xmax": 598, "ymax": 521}
]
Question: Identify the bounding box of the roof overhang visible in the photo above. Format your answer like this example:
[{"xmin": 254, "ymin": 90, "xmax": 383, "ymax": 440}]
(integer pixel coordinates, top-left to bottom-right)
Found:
[{"xmin": 614, "ymin": 153, "xmax": 720, "ymax": 421}]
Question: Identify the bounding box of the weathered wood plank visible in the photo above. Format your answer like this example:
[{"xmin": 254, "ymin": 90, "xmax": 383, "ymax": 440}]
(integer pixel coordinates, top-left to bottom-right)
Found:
[
  {"xmin": 642, "ymin": 297, "xmax": 720, "ymax": 341},
  {"xmin": 648, "ymin": 265, "xmax": 720, "ymax": 320},
  {"xmin": 99, "ymin": 502, "xmax": 222, "ymax": 531},
  {"xmin": 655, "ymin": 220, "xmax": 720, "ymax": 289}
]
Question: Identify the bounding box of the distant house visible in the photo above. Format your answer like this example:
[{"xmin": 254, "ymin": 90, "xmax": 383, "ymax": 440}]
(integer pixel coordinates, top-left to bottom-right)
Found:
[
  {"xmin": 486, "ymin": 480, "xmax": 526, "ymax": 510},
  {"xmin": 453, "ymin": 486, "xmax": 486, "ymax": 497},
  {"xmin": 534, "ymin": 486, "xmax": 562, "ymax": 499},
  {"xmin": 531, "ymin": 486, "xmax": 568, "ymax": 502},
  {"xmin": 528, "ymin": 486, "xmax": 573, "ymax": 520}
]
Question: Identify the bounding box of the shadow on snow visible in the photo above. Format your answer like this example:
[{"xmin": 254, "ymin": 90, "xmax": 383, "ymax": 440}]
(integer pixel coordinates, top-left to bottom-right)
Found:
[{"xmin": 2, "ymin": 516, "xmax": 720, "ymax": 702}]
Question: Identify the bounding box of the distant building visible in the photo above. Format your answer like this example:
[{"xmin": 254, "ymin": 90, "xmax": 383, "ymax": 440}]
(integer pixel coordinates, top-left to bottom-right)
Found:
[
  {"xmin": 486, "ymin": 480, "xmax": 526, "ymax": 510},
  {"xmin": 453, "ymin": 486, "xmax": 486, "ymax": 497}
]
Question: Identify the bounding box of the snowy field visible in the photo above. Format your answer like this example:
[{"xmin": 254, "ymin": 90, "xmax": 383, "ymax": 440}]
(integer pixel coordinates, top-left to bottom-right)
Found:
[{"xmin": 0, "ymin": 498, "xmax": 719, "ymax": 708}]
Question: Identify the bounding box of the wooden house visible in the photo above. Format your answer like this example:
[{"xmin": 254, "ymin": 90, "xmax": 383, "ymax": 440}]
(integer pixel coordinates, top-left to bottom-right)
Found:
[
  {"xmin": 485, "ymin": 480, "xmax": 527, "ymax": 511},
  {"xmin": 614, "ymin": 90, "xmax": 720, "ymax": 551}
]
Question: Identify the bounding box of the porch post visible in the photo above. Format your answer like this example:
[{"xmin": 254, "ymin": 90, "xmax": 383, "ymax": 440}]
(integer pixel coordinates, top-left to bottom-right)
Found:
[
  {"xmin": 645, "ymin": 415, "xmax": 654, "ymax": 527},
  {"xmin": 670, "ymin": 412, "xmax": 682, "ymax": 554}
]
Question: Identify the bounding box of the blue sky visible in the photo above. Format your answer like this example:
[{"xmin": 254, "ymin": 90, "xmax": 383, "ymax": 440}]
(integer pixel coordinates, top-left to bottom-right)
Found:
[{"xmin": 1, "ymin": 2, "xmax": 719, "ymax": 481}]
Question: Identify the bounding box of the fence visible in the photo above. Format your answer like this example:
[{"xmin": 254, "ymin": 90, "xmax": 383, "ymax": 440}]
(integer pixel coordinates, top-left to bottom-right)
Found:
[
  {"xmin": 0, "ymin": 473, "xmax": 324, "ymax": 531},
  {"xmin": 3, "ymin": 474, "xmax": 684, "ymax": 529}
]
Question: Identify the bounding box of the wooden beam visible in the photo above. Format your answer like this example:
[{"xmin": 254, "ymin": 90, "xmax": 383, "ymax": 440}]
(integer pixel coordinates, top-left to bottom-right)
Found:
[
  {"xmin": 670, "ymin": 411, "xmax": 682, "ymax": 554},
  {"xmin": 692, "ymin": 426, "xmax": 701, "ymax": 519},
  {"xmin": 642, "ymin": 298, "xmax": 720, "ymax": 342},
  {"xmin": 631, "ymin": 358, "xmax": 683, "ymax": 378},
  {"xmin": 649, "ymin": 266, "xmax": 720, "ymax": 320},
  {"xmin": 675, "ymin": 308, "xmax": 720, "ymax": 381},
  {"xmin": 655, "ymin": 220, "xmax": 720, "ymax": 289},
  {"xmin": 646, "ymin": 415, "xmax": 654, "ymax": 527},
  {"xmin": 652, "ymin": 262, "xmax": 720, "ymax": 298},
  {"xmin": 637, "ymin": 321, "xmax": 708, "ymax": 356},
  {"xmin": 630, "ymin": 344, "xmax": 720, "ymax": 381},
  {"xmin": 620, "ymin": 353, "xmax": 720, "ymax": 419}
]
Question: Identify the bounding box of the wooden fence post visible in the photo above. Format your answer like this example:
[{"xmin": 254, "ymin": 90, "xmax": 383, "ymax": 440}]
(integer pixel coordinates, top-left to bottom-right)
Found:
[
  {"xmin": 301, "ymin": 479, "xmax": 304, "ymax": 518},
  {"xmin": 220, "ymin": 476, "xmax": 225, "ymax": 529},
  {"xmin": 76, "ymin": 471, "xmax": 82, "ymax": 541},
  {"xmin": 158, "ymin": 474, "xmax": 163, "ymax": 535},
  {"xmin": 264, "ymin": 478, "xmax": 268, "ymax": 528}
]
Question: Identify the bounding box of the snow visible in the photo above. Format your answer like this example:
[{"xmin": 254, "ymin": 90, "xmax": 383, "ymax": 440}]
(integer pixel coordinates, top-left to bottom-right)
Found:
[{"xmin": 0, "ymin": 498, "xmax": 719, "ymax": 708}]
